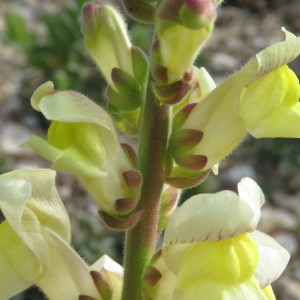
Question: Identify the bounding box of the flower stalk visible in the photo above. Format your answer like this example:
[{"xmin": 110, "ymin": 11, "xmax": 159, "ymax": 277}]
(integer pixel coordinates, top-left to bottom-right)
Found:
[{"xmin": 122, "ymin": 83, "xmax": 170, "ymax": 300}]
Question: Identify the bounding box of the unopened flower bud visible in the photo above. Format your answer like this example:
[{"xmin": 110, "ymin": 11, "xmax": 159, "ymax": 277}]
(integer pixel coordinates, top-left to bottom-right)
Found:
[
  {"xmin": 155, "ymin": 0, "xmax": 216, "ymax": 83},
  {"xmin": 143, "ymin": 249, "xmax": 177, "ymax": 299},
  {"xmin": 82, "ymin": 2, "xmax": 132, "ymax": 89},
  {"xmin": 82, "ymin": 3, "xmax": 149, "ymax": 119},
  {"xmin": 90, "ymin": 255, "xmax": 123, "ymax": 300},
  {"xmin": 123, "ymin": 0, "xmax": 156, "ymax": 23}
]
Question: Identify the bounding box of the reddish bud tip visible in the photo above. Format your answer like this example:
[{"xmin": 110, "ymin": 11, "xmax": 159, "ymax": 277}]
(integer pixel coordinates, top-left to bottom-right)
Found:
[
  {"xmin": 175, "ymin": 153, "xmax": 208, "ymax": 171},
  {"xmin": 173, "ymin": 102, "xmax": 198, "ymax": 128},
  {"xmin": 122, "ymin": 170, "xmax": 142, "ymax": 189},
  {"xmin": 165, "ymin": 169, "xmax": 210, "ymax": 188},
  {"xmin": 143, "ymin": 266, "xmax": 162, "ymax": 287},
  {"xmin": 186, "ymin": 0, "xmax": 215, "ymax": 18},
  {"xmin": 153, "ymin": 80, "xmax": 192, "ymax": 105},
  {"xmin": 99, "ymin": 209, "xmax": 142, "ymax": 230},
  {"xmin": 121, "ymin": 143, "xmax": 138, "ymax": 168},
  {"xmin": 90, "ymin": 271, "xmax": 112, "ymax": 299},
  {"xmin": 78, "ymin": 295, "xmax": 97, "ymax": 300},
  {"xmin": 171, "ymin": 129, "xmax": 204, "ymax": 152},
  {"xmin": 183, "ymin": 67, "xmax": 194, "ymax": 81},
  {"xmin": 115, "ymin": 196, "xmax": 138, "ymax": 213},
  {"xmin": 82, "ymin": 2, "xmax": 106, "ymax": 33},
  {"xmin": 160, "ymin": 186, "xmax": 179, "ymax": 213}
]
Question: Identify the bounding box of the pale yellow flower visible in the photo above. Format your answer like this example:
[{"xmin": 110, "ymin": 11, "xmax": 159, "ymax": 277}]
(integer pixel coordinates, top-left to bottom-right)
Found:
[
  {"xmin": 0, "ymin": 169, "xmax": 101, "ymax": 299},
  {"xmin": 170, "ymin": 29, "xmax": 300, "ymax": 172},
  {"xmin": 23, "ymin": 81, "xmax": 141, "ymax": 218},
  {"xmin": 147, "ymin": 178, "xmax": 289, "ymax": 299}
]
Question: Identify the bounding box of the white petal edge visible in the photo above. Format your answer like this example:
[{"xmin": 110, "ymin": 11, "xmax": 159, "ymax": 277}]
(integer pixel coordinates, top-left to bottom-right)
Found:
[
  {"xmin": 164, "ymin": 178, "xmax": 263, "ymax": 244},
  {"xmin": 90, "ymin": 254, "xmax": 123, "ymax": 276},
  {"xmin": 237, "ymin": 177, "xmax": 265, "ymax": 231},
  {"xmin": 250, "ymin": 230, "xmax": 290, "ymax": 288}
]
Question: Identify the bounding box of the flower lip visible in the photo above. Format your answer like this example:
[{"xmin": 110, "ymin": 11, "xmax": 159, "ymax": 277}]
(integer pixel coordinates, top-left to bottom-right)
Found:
[{"xmin": 164, "ymin": 177, "xmax": 264, "ymax": 245}]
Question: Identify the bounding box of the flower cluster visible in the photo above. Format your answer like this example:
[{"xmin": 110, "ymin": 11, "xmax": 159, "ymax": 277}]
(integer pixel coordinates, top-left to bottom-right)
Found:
[{"xmin": 1, "ymin": 0, "xmax": 299, "ymax": 299}]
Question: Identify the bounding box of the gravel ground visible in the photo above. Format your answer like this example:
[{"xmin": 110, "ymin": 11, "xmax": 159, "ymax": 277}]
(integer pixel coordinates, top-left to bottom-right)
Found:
[{"xmin": 0, "ymin": 1, "xmax": 300, "ymax": 299}]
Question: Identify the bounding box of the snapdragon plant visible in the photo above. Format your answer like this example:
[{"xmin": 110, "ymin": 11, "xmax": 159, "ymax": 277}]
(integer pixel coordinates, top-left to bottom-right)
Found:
[{"xmin": 1, "ymin": 0, "xmax": 300, "ymax": 299}]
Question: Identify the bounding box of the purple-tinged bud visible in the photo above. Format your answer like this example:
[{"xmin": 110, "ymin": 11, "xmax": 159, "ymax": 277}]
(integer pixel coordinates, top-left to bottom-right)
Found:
[
  {"xmin": 183, "ymin": 68, "xmax": 194, "ymax": 81},
  {"xmin": 165, "ymin": 169, "xmax": 210, "ymax": 189},
  {"xmin": 121, "ymin": 143, "xmax": 139, "ymax": 168},
  {"xmin": 170, "ymin": 129, "xmax": 204, "ymax": 152},
  {"xmin": 142, "ymin": 249, "xmax": 177, "ymax": 299},
  {"xmin": 155, "ymin": 0, "xmax": 217, "ymax": 83},
  {"xmin": 123, "ymin": 0, "xmax": 156, "ymax": 23},
  {"xmin": 158, "ymin": 185, "xmax": 180, "ymax": 231},
  {"xmin": 82, "ymin": 2, "xmax": 133, "ymax": 90},
  {"xmin": 99, "ymin": 209, "xmax": 142, "ymax": 230},
  {"xmin": 144, "ymin": 266, "xmax": 162, "ymax": 287},
  {"xmin": 172, "ymin": 102, "xmax": 198, "ymax": 128},
  {"xmin": 115, "ymin": 196, "xmax": 139, "ymax": 214},
  {"xmin": 90, "ymin": 271, "xmax": 113, "ymax": 300},
  {"xmin": 90, "ymin": 255, "xmax": 123, "ymax": 300},
  {"xmin": 78, "ymin": 295, "xmax": 97, "ymax": 300},
  {"xmin": 180, "ymin": 0, "xmax": 216, "ymax": 29},
  {"xmin": 122, "ymin": 170, "xmax": 142, "ymax": 189},
  {"xmin": 151, "ymin": 64, "xmax": 169, "ymax": 84},
  {"xmin": 175, "ymin": 153, "xmax": 208, "ymax": 171},
  {"xmin": 160, "ymin": 186, "xmax": 180, "ymax": 214},
  {"xmin": 153, "ymin": 80, "xmax": 192, "ymax": 105}
]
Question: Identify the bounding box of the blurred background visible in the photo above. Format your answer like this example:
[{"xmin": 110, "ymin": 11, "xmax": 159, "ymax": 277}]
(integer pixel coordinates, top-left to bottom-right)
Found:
[{"xmin": 0, "ymin": 0, "xmax": 299, "ymax": 299}]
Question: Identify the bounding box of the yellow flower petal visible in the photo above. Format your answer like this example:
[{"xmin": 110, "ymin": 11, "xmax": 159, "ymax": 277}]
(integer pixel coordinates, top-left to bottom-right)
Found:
[
  {"xmin": 240, "ymin": 66, "xmax": 300, "ymax": 138},
  {"xmin": 176, "ymin": 30, "xmax": 300, "ymax": 169},
  {"xmin": 262, "ymin": 285, "xmax": 276, "ymax": 300},
  {"xmin": 0, "ymin": 222, "xmax": 41, "ymax": 299},
  {"xmin": 163, "ymin": 234, "xmax": 268, "ymax": 299},
  {"xmin": 0, "ymin": 169, "xmax": 102, "ymax": 299},
  {"xmin": 250, "ymin": 231, "xmax": 290, "ymax": 289}
]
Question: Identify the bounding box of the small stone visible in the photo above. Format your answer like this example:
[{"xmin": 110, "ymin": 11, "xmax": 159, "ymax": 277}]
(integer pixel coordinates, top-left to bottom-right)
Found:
[
  {"xmin": 258, "ymin": 206, "xmax": 298, "ymax": 233},
  {"xmin": 273, "ymin": 232, "xmax": 298, "ymax": 256},
  {"xmin": 0, "ymin": 122, "xmax": 32, "ymax": 156},
  {"xmin": 274, "ymin": 276, "xmax": 300, "ymax": 300}
]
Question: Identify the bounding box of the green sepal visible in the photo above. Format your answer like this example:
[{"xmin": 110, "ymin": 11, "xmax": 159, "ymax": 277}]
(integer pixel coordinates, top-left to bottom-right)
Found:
[
  {"xmin": 170, "ymin": 129, "xmax": 204, "ymax": 153},
  {"xmin": 111, "ymin": 68, "xmax": 142, "ymax": 104},
  {"xmin": 153, "ymin": 80, "xmax": 192, "ymax": 105},
  {"xmin": 109, "ymin": 104, "xmax": 140, "ymax": 135},
  {"xmin": 123, "ymin": 0, "xmax": 156, "ymax": 23},
  {"xmin": 165, "ymin": 166, "xmax": 210, "ymax": 189},
  {"xmin": 99, "ymin": 209, "xmax": 142, "ymax": 231},
  {"xmin": 90, "ymin": 270, "xmax": 113, "ymax": 300},
  {"xmin": 107, "ymin": 86, "xmax": 140, "ymax": 111},
  {"xmin": 131, "ymin": 46, "xmax": 149, "ymax": 88},
  {"xmin": 179, "ymin": 1, "xmax": 216, "ymax": 29},
  {"xmin": 172, "ymin": 102, "xmax": 198, "ymax": 129}
]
